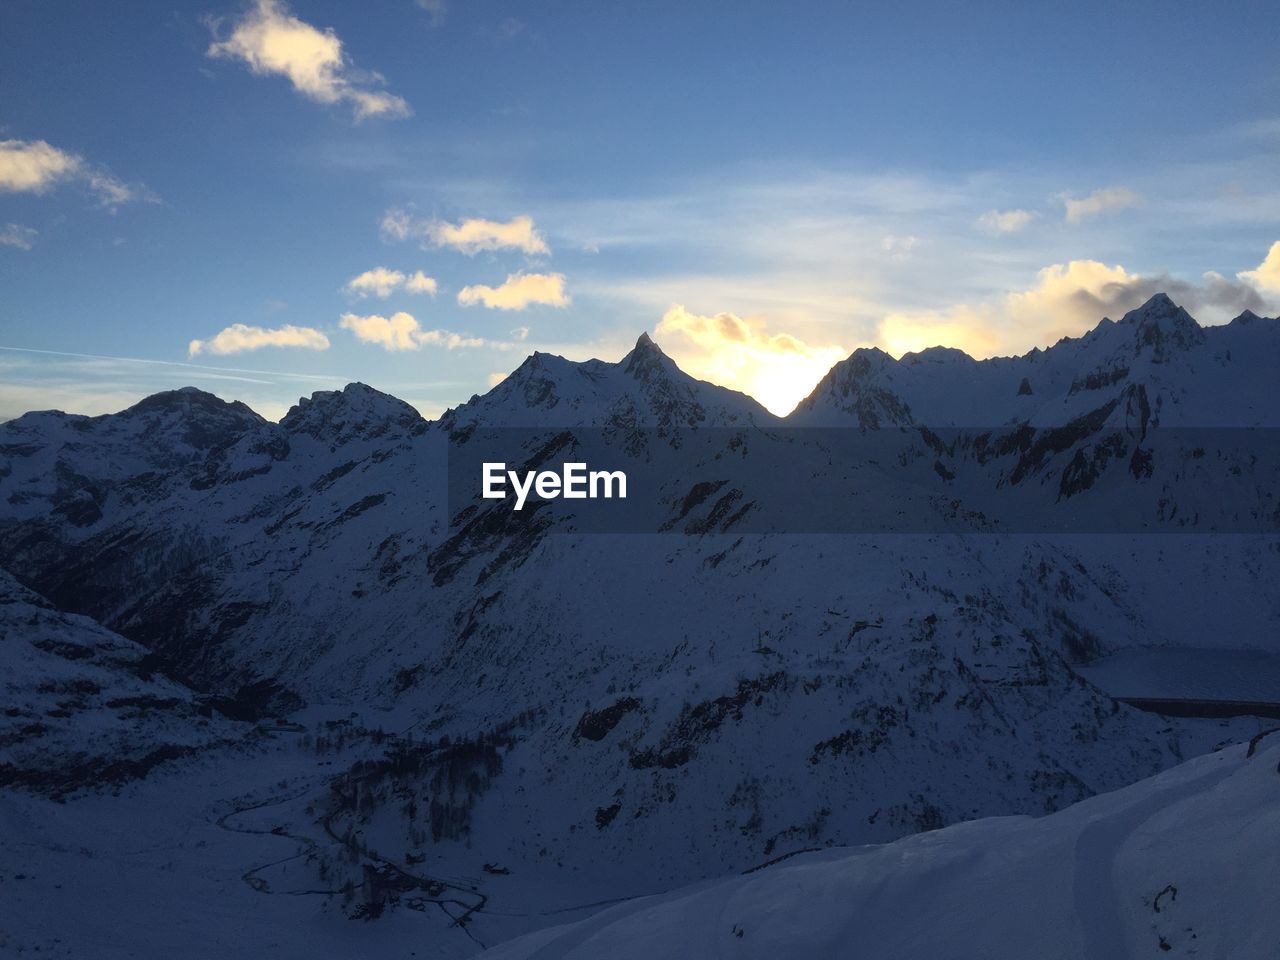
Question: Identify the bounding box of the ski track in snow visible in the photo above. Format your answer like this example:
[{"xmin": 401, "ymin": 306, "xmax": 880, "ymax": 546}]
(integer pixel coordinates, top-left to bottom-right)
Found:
[{"xmin": 1071, "ymin": 755, "xmax": 1237, "ymax": 960}]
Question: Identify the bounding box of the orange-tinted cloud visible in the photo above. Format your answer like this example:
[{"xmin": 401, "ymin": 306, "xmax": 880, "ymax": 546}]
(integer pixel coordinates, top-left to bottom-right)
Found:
[
  {"xmin": 656, "ymin": 305, "xmax": 846, "ymax": 416},
  {"xmin": 188, "ymin": 323, "xmax": 330, "ymax": 357}
]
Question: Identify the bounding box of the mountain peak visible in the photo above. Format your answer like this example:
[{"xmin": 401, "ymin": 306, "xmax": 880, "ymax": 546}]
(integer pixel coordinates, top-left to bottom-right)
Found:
[
  {"xmin": 281, "ymin": 382, "xmax": 424, "ymax": 443},
  {"xmin": 1121, "ymin": 292, "xmax": 1179, "ymax": 319},
  {"xmin": 800, "ymin": 346, "xmax": 898, "ymax": 396},
  {"xmin": 123, "ymin": 386, "xmax": 259, "ymax": 419},
  {"xmin": 1229, "ymin": 309, "xmax": 1269, "ymax": 326},
  {"xmin": 837, "ymin": 346, "xmax": 898, "ymax": 376},
  {"xmin": 441, "ymin": 333, "xmax": 768, "ymax": 429},
  {"xmin": 116, "ymin": 387, "xmax": 265, "ymax": 451},
  {"xmin": 1117, "ymin": 293, "xmax": 1205, "ymax": 359},
  {"xmin": 902, "ymin": 345, "xmax": 975, "ymax": 366},
  {"xmin": 622, "ymin": 331, "xmax": 678, "ymax": 383},
  {"xmin": 789, "ymin": 346, "xmax": 911, "ymax": 427}
]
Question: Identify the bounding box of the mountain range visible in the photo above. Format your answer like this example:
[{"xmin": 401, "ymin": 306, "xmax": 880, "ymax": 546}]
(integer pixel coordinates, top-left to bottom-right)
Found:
[{"xmin": 2, "ymin": 293, "xmax": 1277, "ymax": 958}]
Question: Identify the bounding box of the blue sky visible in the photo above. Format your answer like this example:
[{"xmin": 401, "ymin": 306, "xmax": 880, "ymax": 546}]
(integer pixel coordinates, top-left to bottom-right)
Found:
[{"xmin": 2, "ymin": 0, "xmax": 1279, "ymax": 418}]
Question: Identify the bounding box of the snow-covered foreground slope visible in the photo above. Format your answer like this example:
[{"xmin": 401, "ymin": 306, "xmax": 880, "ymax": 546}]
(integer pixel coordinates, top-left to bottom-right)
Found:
[
  {"xmin": 3, "ymin": 716, "xmax": 1271, "ymax": 959},
  {"xmin": 481, "ymin": 735, "xmax": 1280, "ymax": 960}
]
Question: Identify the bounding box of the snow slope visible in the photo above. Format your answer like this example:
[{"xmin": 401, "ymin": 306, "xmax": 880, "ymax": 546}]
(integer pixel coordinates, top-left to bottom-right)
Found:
[
  {"xmin": 480, "ymin": 735, "xmax": 1280, "ymax": 960},
  {"xmin": 0, "ymin": 568, "xmax": 245, "ymax": 799}
]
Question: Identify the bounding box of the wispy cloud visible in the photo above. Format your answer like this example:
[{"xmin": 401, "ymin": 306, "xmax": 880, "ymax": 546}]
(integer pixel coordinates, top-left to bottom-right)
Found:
[
  {"xmin": 880, "ymin": 234, "xmax": 919, "ymax": 260},
  {"xmin": 344, "ymin": 266, "xmax": 438, "ymax": 298},
  {"xmin": 976, "ymin": 208, "xmax": 1036, "ymax": 234},
  {"xmin": 417, "ymin": 328, "xmax": 491, "ymax": 348},
  {"xmin": 0, "ymin": 223, "xmax": 38, "ymax": 250},
  {"xmin": 0, "ymin": 139, "xmax": 155, "ymax": 209},
  {"xmin": 207, "ymin": 0, "xmax": 410, "ymax": 120},
  {"xmin": 188, "ymin": 323, "xmax": 331, "ymax": 357},
  {"xmin": 1061, "ymin": 186, "xmax": 1141, "ymax": 224},
  {"xmin": 457, "ymin": 272, "xmax": 568, "ymax": 310},
  {"xmin": 381, "ymin": 210, "xmax": 550, "ymax": 255},
  {"xmin": 414, "ymin": 0, "xmax": 447, "ymax": 27},
  {"xmin": 1238, "ymin": 241, "xmax": 1280, "ymax": 295},
  {"xmin": 0, "ymin": 346, "xmax": 351, "ymax": 423},
  {"xmin": 656, "ymin": 305, "xmax": 847, "ymax": 416}
]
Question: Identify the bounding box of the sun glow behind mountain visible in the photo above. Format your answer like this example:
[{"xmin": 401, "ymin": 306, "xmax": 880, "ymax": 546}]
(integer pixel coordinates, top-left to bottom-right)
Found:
[
  {"xmin": 648, "ymin": 251, "xmax": 1280, "ymax": 416},
  {"xmin": 655, "ymin": 305, "xmax": 848, "ymax": 416},
  {"xmin": 744, "ymin": 352, "xmax": 848, "ymax": 417}
]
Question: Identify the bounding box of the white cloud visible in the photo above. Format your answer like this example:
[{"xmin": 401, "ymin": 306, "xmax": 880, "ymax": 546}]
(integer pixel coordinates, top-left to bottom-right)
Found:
[
  {"xmin": 0, "ymin": 139, "xmax": 153, "ymax": 208},
  {"xmin": 0, "ymin": 223, "xmax": 38, "ymax": 250},
  {"xmin": 1062, "ymin": 187, "xmax": 1141, "ymax": 223},
  {"xmin": 344, "ymin": 266, "xmax": 437, "ymax": 298},
  {"xmin": 487, "ymin": 371, "xmax": 508, "ymax": 387},
  {"xmin": 207, "ymin": 0, "xmax": 410, "ymax": 121},
  {"xmin": 381, "ymin": 209, "xmax": 550, "ymax": 255},
  {"xmin": 188, "ymin": 323, "xmax": 331, "ymax": 357},
  {"xmin": 339, "ymin": 311, "xmax": 500, "ymax": 351},
  {"xmin": 405, "ymin": 271, "xmax": 438, "ymax": 295},
  {"xmin": 510, "ymin": 325, "xmax": 530, "ymax": 340},
  {"xmin": 345, "ymin": 266, "xmax": 404, "ymax": 298},
  {"xmin": 457, "ymin": 273, "xmax": 568, "ymax": 311},
  {"xmin": 417, "ymin": 329, "xmax": 488, "ymax": 349},
  {"xmin": 0, "ymin": 139, "xmax": 79, "ymax": 193},
  {"xmin": 656, "ymin": 305, "xmax": 847, "ymax": 416},
  {"xmin": 976, "ymin": 208, "xmax": 1036, "ymax": 234},
  {"xmin": 1238, "ymin": 240, "xmax": 1280, "ymax": 294},
  {"xmin": 434, "ymin": 216, "xmax": 549, "ymax": 255},
  {"xmin": 339, "ymin": 311, "xmax": 421, "ymax": 351}
]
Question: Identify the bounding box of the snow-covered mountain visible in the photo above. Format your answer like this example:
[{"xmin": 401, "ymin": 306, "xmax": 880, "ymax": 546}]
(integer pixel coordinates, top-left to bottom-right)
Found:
[
  {"xmin": 0, "ymin": 569, "xmax": 247, "ymax": 799},
  {"xmin": 793, "ymin": 295, "xmax": 1280, "ymax": 428},
  {"xmin": 1, "ymin": 294, "xmax": 1278, "ymax": 956},
  {"xmin": 442, "ymin": 332, "xmax": 773, "ymax": 431}
]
